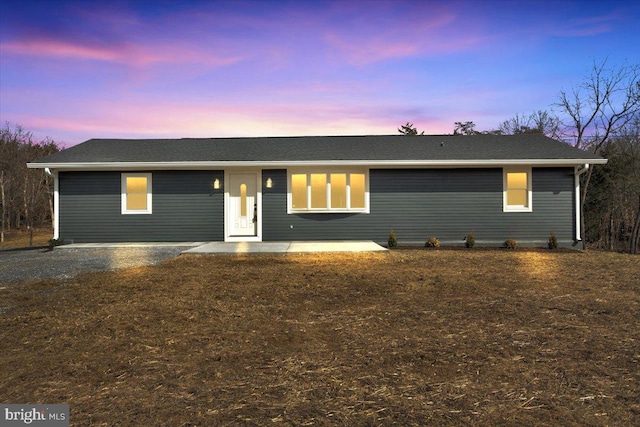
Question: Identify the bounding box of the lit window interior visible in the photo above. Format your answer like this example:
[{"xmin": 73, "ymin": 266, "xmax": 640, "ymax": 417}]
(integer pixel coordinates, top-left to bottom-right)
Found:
[
  {"xmin": 350, "ymin": 173, "xmax": 365, "ymax": 209},
  {"xmin": 291, "ymin": 174, "xmax": 307, "ymax": 209},
  {"xmin": 330, "ymin": 173, "xmax": 347, "ymax": 208},
  {"xmin": 310, "ymin": 173, "xmax": 327, "ymax": 209},
  {"xmin": 507, "ymin": 172, "xmax": 528, "ymax": 207},
  {"xmin": 290, "ymin": 171, "xmax": 367, "ymax": 212},
  {"xmin": 240, "ymin": 183, "xmax": 247, "ymax": 216},
  {"xmin": 126, "ymin": 176, "xmax": 148, "ymax": 210}
]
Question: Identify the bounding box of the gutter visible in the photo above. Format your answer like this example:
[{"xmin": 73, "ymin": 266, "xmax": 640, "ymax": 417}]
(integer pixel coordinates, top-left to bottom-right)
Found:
[
  {"xmin": 574, "ymin": 164, "xmax": 590, "ymax": 241},
  {"xmin": 576, "ymin": 164, "xmax": 590, "ymax": 176},
  {"xmin": 43, "ymin": 168, "xmax": 59, "ymax": 239},
  {"xmin": 27, "ymin": 158, "xmax": 609, "ymax": 170}
]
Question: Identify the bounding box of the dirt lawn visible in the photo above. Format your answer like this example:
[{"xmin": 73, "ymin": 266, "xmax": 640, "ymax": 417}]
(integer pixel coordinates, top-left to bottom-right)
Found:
[
  {"xmin": 0, "ymin": 228, "xmax": 52, "ymax": 250},
  {"xmin": 0, "ymin": 249, "xmax": 638, "ymax": 426}
]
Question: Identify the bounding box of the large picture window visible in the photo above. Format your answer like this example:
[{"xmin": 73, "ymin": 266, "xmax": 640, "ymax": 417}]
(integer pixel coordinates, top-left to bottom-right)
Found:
[
  {"xmin": 503, "ymin": 168, "xmax": 532, "ymax": 212},
  {"xmin": 122, "ymin": 173, "xmax": 152, "ymax": 214},
  {"xmin": 288, "ymin": 170, "xmax": 369, "ymax": 213}
]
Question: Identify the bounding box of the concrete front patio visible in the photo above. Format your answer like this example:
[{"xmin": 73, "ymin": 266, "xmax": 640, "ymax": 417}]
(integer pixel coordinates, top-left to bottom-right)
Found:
[
  {"xmin": 59, "ymin": 241, "xmax": 388, "ymax": 255},
  {"xmin": 182, "ymin": 241, "xmax": 388, "ymax": 254}
]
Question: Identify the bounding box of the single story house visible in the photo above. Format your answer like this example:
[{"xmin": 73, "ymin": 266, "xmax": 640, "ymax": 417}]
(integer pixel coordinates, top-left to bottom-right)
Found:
[{"xmin": 28, "ymin": 134, "xmax": 607, "ymax": 247}]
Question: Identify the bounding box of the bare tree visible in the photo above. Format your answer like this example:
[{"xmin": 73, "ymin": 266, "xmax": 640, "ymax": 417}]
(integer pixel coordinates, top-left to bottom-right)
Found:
[
  {"xmin": 584, "ymin": 119, "xmax": 640, "ymax": 252},
  {"xmin": 498, "ymin": 110, "xmax": 562, "ymax": 139},
  {"xmin": 555, "ymin": 60, "xmax": 640, "ymax": 246},
  {"xmin": 0, "ymin": 123, "xmax": 60, "ymax": 246},
  {"xmin": 453, "ymin": 121, "xmax": 477, "ymax": 135},
  {"xmin": 0, "ymin": 170, "xmax": 5, "ymax": 243},
  {"xmin": 0, "ymin": 124, "xmax": 26, "ymax": 240},
  {"xmin": 558, "ymin": 60, "xmax": 640, "ymax": 150},
  {"xmin": 21, "ymin": 139, "xmax": 58, "ymax": 245},
  {"xmin": 398, "ymin": 122, "xmax": 424, "ymax": 135},
  {"xmin": 632, "ymin": 197, "xmax": 640, "ymax": 254},
  {"xmin": 617, "ymin": 120, "xmax": 640, "ymax": 253}
]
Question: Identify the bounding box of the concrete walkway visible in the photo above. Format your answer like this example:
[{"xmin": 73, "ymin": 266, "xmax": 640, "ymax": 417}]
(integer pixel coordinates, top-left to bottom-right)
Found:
[
  {"xmin": 59, "ymin": 241, "xmax": 388, "ymax": 255},
  {"xmin": 182, "ymin": 241, "xmax": 387, "ymax": 254}
]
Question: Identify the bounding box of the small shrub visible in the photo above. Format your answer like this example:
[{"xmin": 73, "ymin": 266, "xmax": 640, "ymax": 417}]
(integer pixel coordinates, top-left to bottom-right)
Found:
[
  {"xmin": 388, "ymin": 229, "xmax": 398, "ymax": 248},
  {"xmin": 503, "ymin": 239, "xmax": 517, "ymax": 250},
  {"xmin": 548, "ymin": 232, "xmax": 558, "ymax": 250},
  {"xmin": 425, "ymin": 237, "xmax": 440, "ymax": 248},
  {"xmin": 465, "ymin": 232, "xmax": 475, "ymax": 248},
  {"xmin": 48, "ymin": 238, "xmax": 64, "ymax": 247}
]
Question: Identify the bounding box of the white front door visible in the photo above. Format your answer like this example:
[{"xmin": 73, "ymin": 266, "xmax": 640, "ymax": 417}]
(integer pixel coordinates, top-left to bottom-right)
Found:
[{"xmin": 228, "ymin": 172, "xmax": 258, "ymax": 237}]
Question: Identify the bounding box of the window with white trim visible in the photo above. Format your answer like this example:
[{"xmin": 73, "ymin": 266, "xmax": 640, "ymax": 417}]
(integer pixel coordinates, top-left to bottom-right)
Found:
[
  {"xmin": 288, "ymin": 170, "xmax": 369, "ymax": 213},
  {"xmin": 122, "ymin": 173, "xmax": 152, "ymax": 214},
  {"xmin": 503, "ymin": 168, "xmax": 532, "ymax": 212}
]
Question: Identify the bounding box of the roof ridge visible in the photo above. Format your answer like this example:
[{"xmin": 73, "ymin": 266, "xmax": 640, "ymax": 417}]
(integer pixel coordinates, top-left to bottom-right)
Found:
[{"xmin": 88, "ymin": 134, "xmax": 540, "ymax": 142}]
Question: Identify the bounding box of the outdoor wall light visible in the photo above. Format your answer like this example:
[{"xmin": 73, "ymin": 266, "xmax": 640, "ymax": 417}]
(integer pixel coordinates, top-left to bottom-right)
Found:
[
  {"xmin": 212, "ymin": 178, "xmax": 221, "ymax": 190},
  {"xmin": 266, "ymin": 177, "xmax": 273, "ymax": 188}
]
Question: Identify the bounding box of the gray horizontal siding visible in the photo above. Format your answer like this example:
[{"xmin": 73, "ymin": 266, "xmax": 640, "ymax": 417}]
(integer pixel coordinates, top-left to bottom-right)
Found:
[
  {"xmin": 60, "ymin": 167, "xmax": 576, "ymax": 245},
  {"xmin": 262, "ymin": 168, "xmax": 576, "ymax": 245},
  {"xmin": 59, "ymin": 171, "xmax": 223, "ymax": 242}
]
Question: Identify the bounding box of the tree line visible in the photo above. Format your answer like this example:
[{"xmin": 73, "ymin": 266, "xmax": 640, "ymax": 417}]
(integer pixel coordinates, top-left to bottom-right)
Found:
[
  {"xmin": 399, "ymin": 60, "xmax": 640, "ymax": 253},
  {"xmin": 0, "ymin": 123, "xmax": 60, "ymax": 245},
  {"xmin": 585, "ymin": 120, "xmax": 640, "ymax": 252}
]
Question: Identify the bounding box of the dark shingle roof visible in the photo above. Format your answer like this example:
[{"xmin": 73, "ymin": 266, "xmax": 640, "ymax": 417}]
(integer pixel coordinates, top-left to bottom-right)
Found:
[{"xmin": 30, "ymin": 134, "xmax": 605, "ymax": 166}]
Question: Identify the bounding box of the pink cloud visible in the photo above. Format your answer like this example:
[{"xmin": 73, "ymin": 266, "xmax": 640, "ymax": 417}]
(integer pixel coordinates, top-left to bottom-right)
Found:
[
  {"xmin": 554, "ymin": 24, "xmax": 612, "ymax": 37},
  {"xmin": 0, "ymin": 38, "xmax": 243, "ymax": 68},
  {"xmin": 323, "ymin": 30, "xmax": 485, "ymax": 66},
  {"xmin": 320, "ymin": 7, "xmax": 487, "ymax": 66},
  {"xmin": 2, "ymin": 39, "xmax": 120, "ymax": 61},
  {"xmin": 548, "ymin": 11, "xmax": 621, "ymax": 37},
  {"xmin": 323, "ymin": 33, "xmax": 419, "ymax": 65}
]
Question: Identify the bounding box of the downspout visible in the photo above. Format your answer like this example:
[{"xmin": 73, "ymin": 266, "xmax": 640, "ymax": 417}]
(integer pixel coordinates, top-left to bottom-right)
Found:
[
  {"xmin": 45, "ymin": 168, "xmax": 60, "ymax": 240},
  {"xmin": 575, "ymin": 164, "xmax": 590, "ymax": 242}
]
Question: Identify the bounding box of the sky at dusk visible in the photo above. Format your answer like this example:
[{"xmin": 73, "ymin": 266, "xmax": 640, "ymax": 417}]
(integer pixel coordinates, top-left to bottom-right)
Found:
[{"xmin": 1, "ymin": 0, "xmax": 639, "ymax": 147}]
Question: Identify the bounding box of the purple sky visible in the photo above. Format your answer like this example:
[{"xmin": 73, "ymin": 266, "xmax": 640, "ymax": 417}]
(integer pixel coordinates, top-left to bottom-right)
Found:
[{"xmin": 1, "ymin": 0, "xmax": 638, "ymax": 147}]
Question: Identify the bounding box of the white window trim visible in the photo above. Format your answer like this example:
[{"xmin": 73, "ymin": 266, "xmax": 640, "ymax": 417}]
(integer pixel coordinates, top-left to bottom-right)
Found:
[
  {"xmin": 503, "ymin": 167, "xmax": 532, "ymax": 212},
  {"xmin": 121, "ymin": 172, "xmax": 153, "ymax": 214},
  {"xmin": 287, "ymin": 169, "xmax": 370, "ymax": 214}
]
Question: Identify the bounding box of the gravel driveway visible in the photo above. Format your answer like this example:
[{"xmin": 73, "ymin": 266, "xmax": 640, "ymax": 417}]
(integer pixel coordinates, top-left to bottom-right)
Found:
[{"xmin": 0, "ymin": 246, "xmax": 189, "ymax": 285}]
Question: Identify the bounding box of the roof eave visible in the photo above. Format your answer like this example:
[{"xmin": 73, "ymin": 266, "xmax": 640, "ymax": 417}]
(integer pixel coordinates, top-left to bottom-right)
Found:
[{"xmin": 27, "ymin": 158, "xmax": 608, "ymax": 170}]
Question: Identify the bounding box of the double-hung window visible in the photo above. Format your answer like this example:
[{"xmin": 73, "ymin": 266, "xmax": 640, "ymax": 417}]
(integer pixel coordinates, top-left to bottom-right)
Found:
[
  {"xmin": 289, "ymin": 170, "xmax": 368, "ymax": 213},
  {"xmin": 503, "ymin": 168, "xmax": 532, "ymax": 212},
  {"xmin": 122, "ymin": 173, "xmax": 152, "ymax": 214}
]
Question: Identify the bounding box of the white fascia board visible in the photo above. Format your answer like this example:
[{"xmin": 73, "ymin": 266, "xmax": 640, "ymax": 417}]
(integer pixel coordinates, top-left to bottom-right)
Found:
[{"xmin": 27, "ymin": 158, "xmax": 608, "ymax": 170}]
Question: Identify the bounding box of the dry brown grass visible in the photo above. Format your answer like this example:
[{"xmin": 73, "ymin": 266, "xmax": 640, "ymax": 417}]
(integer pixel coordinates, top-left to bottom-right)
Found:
[
  {"xmin": 0, "ymin": 228, "xmax": 53, "ymax": 250},
  {"xmin": 1, "ymin": 249, "xmax": 638, "ymax": 426}
]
